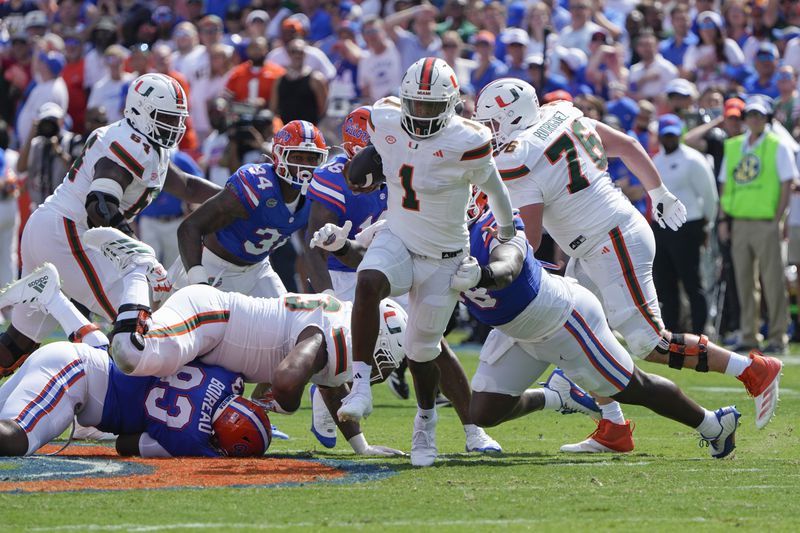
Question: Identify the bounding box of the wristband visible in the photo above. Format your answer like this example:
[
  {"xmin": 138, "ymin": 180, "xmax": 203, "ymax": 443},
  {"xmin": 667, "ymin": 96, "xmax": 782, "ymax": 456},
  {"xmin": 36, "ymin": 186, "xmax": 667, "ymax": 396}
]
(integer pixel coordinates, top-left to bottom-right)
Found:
[
  {"xmin": 332, "ymin": 239, "xmax": 351, "ymax": 257},
  {"xmin": 348, "ymin": 433, "xmax": 368, "ymax": 454},
  {"xmin": 187, "ymin": 265, "xmax": 209, "ymax": 285},
  {"xmin": 647, "ymin": 183, "xmax": 669, "ymax": 198},
  {"xmin": 477, "ymin": 265, "xmax": 496, "ymax": 288}
]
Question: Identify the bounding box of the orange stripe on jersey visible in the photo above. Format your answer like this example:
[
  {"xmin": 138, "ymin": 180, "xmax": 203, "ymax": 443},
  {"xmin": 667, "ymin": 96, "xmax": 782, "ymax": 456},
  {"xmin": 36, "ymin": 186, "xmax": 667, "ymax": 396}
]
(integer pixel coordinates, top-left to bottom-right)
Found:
[{"xmin": 146, "ymin": 310, "xmax": 231, "ymax": 338}]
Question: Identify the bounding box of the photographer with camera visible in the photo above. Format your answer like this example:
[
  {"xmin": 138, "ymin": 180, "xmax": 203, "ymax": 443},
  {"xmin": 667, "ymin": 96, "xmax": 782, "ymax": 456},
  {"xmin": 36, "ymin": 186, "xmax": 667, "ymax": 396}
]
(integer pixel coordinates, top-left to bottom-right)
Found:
[
  {"xmin": 17, "ymin": 103, "xmax": 82, "ymax": 212},
  {"xmin": 220, "ymin": 106, "xmax": 276, "ymax": 173}
]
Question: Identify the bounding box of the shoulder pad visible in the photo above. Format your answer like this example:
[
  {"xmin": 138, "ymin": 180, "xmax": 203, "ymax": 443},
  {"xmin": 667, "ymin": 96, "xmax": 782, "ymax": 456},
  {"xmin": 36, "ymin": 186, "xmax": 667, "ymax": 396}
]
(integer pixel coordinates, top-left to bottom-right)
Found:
[{"xmin": 100, "ymin": 123, "xmax": 159, "ymax": 182}]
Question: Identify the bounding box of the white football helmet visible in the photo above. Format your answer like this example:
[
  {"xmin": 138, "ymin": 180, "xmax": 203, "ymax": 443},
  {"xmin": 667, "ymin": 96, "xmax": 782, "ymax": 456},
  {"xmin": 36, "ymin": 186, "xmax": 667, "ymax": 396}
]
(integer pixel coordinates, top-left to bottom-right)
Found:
[
  {"xmin": 124, "ymin": 73, "xmax": 189, "ymax": 149},
  {"xmin": 371, "ymin": 299, "xmax": 408, "ymax": 383},
  {"xmin": 400, "ymin": 57, "xmax": 460, "ymax": 139},
  {"xmin": 466, "ymin": 185, "xmax": 488, "ymax": 225},
  {"xmin": 474, "ymin": 78, "xmax": 541, "ymax": 148}
]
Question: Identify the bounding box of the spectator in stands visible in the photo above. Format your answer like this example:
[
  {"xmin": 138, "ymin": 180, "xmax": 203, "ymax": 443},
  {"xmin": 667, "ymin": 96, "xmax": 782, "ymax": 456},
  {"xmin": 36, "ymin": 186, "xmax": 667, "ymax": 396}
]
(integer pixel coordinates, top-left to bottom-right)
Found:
[
  {"xmin": 385, "ymin": 2, "xmax": 442, "ymax": 70},
  {"xmin": 555, "ymin": 0, "xmax": 604, "ymax": 55},
  {"xmin": 84, "ymin": 18, "xmax": 120, "ymax": 90},
  {"xmin": 0, "ymin": 32, "xmax": 33, "ymax": 127},
  {"xmin": 323, "ymin": 21, "xmax": 363, "ymax": 126},
  {"xmin": 264, "ymin": 0, "xmax": 294, "ymax": 42},
  {"xmin": 299, "ymin": 0, "xmax": 334, "ymax": 42},
  {"xmin": 61, "ymin": 30, "xmax": 87, "ymax": 135},
  {"xmin": 685, "ymin": 97, "xmax": 745, "ymax": 175},
  {"xmin": 471, "ymin": 31, "xmax": 508, "ymax": 93},
  {"xmin": 225, "ymin": 36, "xmax": 286, "ymax": 109},
  {"xmin": 437, "ymin": 0, "xmax": 476, "ymax": 42},
  {"xmin": 17, "ymin": 103, "xmax": 81, "ymax": 210},
  {"xmin": 502, "ymin": 28, "xmax": 531, "ymax": 82},
  {"xmin": 171, "ymin": 22, "xmax": 206, "ymax": 83},
  {"xmin": 441, "ymin": 31, "xmax": 476, "ymax": 95},
  {"xmin": 744, "ymin": 42, "xmax": 780, "ymax": 98},
  {"xmin": 718, "ymin": 98, "xmax": 797, "ymax": 354},
  {"xmin": 664, "ymin": 77, "xmax": 698, "ymax": 122},
  {"xmin": 84, "ymin": 106, "xmax": 109, "ymax": 136},
  {"xmin": 525, "ymin": 2, "xmax": 558, "ymax": 59},
  {"xmin": 151, "ymin": 44, "xmax": 199, "ymax": 155},
  {"xmin": 267, "ymin": 20, "xmax": 337, "ymax": 81},
  {"xmin": 87, "ymin": 45, "xmax": 133, "ymax": 123},
  {"xmin": 245, "ymin": 10, "xmax": 271, "ymax": 40},
  {"xmin": 191, "ymin": 44, "xmax": 233, "ymax": 141},
  {"xmin": 585, "ymin": 31, "xmax": 626, "ymax": 97},
  {"xmin": 555, "ymin": 46, "xmax": 591, "ymax": 96},
  {"xmin": 54, "ymin": 0, "xmax": 95, "ymax": 35},
  {"xmin": 358, "ymin": 17, "xmax": 403, "ymax": 103},
  {"xmin": 653, "ymin": 114, "xmax": 719, "ymax": 333},
  {"xmin": 683, "ymin": 11, "xmax": 745, "ymax": 92},
  {"xmin": 200, "ymin": 97, "xmax": 232, "ymax": 188},
  {"xmin": 271, "ymin": 39, "xmax": 328, "ymax": 125},
  {"xmin": 628, "ymin": 30, "xmax": 679, "ymax": 101},
  {"xmin": 16, "ymin": 49, "xmax": 68, "ymax": 145},
  {"xmin": 527, "ymin": 53, "xmax": 568, "ymax": 96},
  {"xmin": 574, "ymin": 94, "xmax": 606, "ymax": 120},
  {"xmin": 661, "ymin": 4, "xmax": 698, "ymax": 68},
  {"xmin": 774, "ymin": 66, "xmax": 800, "ymax": 137}
]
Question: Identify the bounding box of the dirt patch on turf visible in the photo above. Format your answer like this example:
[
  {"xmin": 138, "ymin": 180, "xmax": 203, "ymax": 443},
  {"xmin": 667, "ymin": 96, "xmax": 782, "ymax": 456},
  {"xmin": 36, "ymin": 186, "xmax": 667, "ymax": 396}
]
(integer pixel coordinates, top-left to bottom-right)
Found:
[{"xmin": 0, "ymin": 445, "xmax": 354, "ymax": 493}]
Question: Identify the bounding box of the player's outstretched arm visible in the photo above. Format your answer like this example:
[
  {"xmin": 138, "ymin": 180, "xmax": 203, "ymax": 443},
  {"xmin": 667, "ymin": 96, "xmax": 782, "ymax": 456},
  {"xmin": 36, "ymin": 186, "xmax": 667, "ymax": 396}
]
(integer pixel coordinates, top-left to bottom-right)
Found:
[
  {"xmin": 308, "ymin": 220, "xmax": 369, "ymax": 269},
  {"xmin": 595, "ymin": 121, "xmax": 687, "ymax": 230},
  {"xmin": 518, "ymin": 203, "xmax": 545, "ymax": 252},
  {"xmin": 318, "ymin": 384, "xmax": 405, "ymax": 456},
  {"xmin": 176, "ymin": 188, "xmax": 248, "ymax": 283},
  {"xmin": 475, "ymin": 166, "xmax": 516, "ymax": 242},
  {"xmin": 163, "ymin": 160, "xmax": 222, "ymax": 205},
  {"xmin": 270, "ymin": 328, "xmax": 328, "ymax": 414},
  {"xmin": 86, "ymin": 157, "xmax": 136, "ymax": 236},
  {"xmin": 116, "ymin": 433, "xmax": 171, "ymax": 458}
]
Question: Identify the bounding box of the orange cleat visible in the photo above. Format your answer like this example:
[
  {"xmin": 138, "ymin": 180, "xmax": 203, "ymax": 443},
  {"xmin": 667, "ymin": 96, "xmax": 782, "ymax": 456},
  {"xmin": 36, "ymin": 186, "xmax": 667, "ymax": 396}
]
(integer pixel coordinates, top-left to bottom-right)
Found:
[
  {"xmin": 737, "ymin": 351, "xmax": 783, "ymax": 429},
  {"xmin": 560, "ymin": 419, "xmax": 635, "ymax": 453}
]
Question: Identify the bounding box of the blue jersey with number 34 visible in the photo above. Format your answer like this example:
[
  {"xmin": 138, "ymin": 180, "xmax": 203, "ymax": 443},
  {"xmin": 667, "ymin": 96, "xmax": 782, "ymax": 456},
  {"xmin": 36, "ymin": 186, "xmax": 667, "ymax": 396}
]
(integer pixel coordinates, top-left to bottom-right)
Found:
[
  {"xmin": 215, "ymin": 164, "xmax": 311, "ymax": 264},
  {"xmin": 96, "ymin": 360, "xmax": 243, "ymax": 457},
  {"xmin": 308, "ymin": 153, "xmax": 387, "ymax": 272},
  {"xmin": 461, "ymin": 210, "xmax": 542, "ymax": 326}
]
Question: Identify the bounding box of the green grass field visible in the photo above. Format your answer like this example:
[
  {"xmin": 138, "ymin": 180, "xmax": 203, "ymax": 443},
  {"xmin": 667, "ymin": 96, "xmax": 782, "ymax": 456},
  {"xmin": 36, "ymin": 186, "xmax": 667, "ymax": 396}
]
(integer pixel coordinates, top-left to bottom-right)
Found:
[{"xmin": 1, "ymin": 344, "xmax": 798, "ymax": 532}]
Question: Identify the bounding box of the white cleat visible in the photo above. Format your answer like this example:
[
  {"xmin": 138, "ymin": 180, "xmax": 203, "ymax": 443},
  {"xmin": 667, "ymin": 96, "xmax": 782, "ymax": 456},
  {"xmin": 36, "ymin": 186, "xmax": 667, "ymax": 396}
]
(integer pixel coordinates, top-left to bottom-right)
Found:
[
  {"xmin": 701, "ymin": 406, "xmax": 741, "ymax": 459},
  {"xmin": 542, "ymin": 368, "xmax": 601, "ymax": 419},
  {"xmin": 465, "ymin": 425, "xmax": 502, "ymax": 454},
  {"xmin": 337, "ymin": 390, "xmax": 373, "ymax": 422},
  {"xmin": 310, "ymin": 384, "xmax": 337, "ymax": 448},
  {"xmin": 411, "ymin": 409, "xmax": 438, "ymax": 467},
  {"xmin": 0, "ymin": 263, "xmax": 60, "ymax": 313},
  {"xmin": 83, "ymin": 227, "xmax": 171, "ymax": 293}
]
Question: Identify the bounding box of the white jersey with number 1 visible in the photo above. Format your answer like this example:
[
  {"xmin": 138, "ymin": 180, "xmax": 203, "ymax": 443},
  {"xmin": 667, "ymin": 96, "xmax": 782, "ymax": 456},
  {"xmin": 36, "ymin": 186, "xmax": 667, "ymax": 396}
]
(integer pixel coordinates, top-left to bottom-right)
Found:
[
  {"xmin": 368, "ymin": 96, "xmax": 497, "ymax": 258},
  {"xmin": 494, "ymin": 101, "xmax": 639, "ymax": 258}
]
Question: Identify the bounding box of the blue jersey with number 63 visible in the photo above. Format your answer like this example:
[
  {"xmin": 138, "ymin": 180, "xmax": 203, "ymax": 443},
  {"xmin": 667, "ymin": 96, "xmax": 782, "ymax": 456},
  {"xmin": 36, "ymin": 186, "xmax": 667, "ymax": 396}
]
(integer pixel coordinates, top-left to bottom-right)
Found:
[
  {"xmin": 308, "ymin": 153, "xmax": 387, "ymax": 272},
  {"xmin": 461, "ymin": 210, "xmax": 542, "ymax": 326},
  {"xmin": 96, "ymin": 360, "xmax": 243, "ymax": 457},
  {"xmin": 215, "ymin": 164, "xmax": 311, "ymax": 264}
]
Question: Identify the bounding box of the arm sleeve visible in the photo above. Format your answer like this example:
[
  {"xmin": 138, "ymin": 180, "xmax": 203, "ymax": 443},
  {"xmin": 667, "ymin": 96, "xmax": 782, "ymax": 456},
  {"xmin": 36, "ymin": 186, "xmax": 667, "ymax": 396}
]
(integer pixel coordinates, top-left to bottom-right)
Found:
[
  {"xmin": 139, "ymin": 433, "xmax": 172, "ymax": 458},
  {"xmin": 308, "ymin": 170, "xmax": 347, "ymax": 216},
  {"xmin": 478, "ymin": 162, "xmax": 515, "ymax": 230},
  {"xmin": 776, "ymin": 143, "xmax": 800, "ymax": 182}
]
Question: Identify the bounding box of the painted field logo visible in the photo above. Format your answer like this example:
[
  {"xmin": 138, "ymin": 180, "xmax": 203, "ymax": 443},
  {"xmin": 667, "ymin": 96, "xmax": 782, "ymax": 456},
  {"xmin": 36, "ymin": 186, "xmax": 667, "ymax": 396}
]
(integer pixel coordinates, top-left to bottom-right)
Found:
[{"xmin": 0, "ymin": 445, "xmax": 395, "ymax": 493}]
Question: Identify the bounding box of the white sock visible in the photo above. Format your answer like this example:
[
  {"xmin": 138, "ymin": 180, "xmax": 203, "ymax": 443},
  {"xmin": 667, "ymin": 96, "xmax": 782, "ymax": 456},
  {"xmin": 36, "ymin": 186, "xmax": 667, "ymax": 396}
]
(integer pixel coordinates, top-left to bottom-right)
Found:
[
  {"xmin": 696, "ymin": 409, "xmax": 721, "ymax": 437},
  {"xmin": 600, "ymin": 401, "xmax": 626, "ymax": 424},
  {"xmin": 121, "ymin": 267, "xmax": 150, "ymax": 309},
  {"xmin": 48, "ymin": 291, "xmax": 91, "ymax": 336},
  {"xmin": 416, "ymin": 407, "xmax": 436, "ymax": 426},
  {"xmin": 463, "ymin": 423, "xmax": 478, "ymax": 434},
  {"xmin": 541, "ymin": 387, "xmax": 562, "ymax": 411},
  {"xmin": 724, "ymin": 352, "xmax": 752, "ymax": 377}
]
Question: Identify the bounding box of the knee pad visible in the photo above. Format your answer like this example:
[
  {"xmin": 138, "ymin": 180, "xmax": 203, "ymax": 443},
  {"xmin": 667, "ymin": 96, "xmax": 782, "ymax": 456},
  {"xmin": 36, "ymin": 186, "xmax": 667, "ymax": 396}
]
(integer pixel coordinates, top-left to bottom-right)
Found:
[
  {"xmin": 656, "ymin": 333, "xmax": 709, "ymax": 372},
  {"xmin": 110, "ymin": 304, "xmax": 151, "ymax": 351}
]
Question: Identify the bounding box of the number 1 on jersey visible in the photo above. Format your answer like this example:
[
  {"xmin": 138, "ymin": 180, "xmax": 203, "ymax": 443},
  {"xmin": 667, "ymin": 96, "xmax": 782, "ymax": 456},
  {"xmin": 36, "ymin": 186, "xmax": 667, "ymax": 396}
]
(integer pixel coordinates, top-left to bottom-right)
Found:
[{"xmin": 399, "ymin": 164, "xmax": 420, "ymax": 211}]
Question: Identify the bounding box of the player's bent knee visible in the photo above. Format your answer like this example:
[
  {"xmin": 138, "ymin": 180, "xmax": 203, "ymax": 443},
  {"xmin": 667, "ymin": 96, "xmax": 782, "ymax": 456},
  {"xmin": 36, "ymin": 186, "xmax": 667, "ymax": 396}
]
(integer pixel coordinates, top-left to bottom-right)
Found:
[
  {"xmin": 355, "ymin": 270, "xmax": 390, "ymax": 302},
  {"xmin": 469, "ymin": 393, "xmax": 505, "ymax": 428},
  {"xmin": 110, "ymin": 335, "xmax": 143, "ymax": 375},
  {"xmin": 407, "ymin": 342, "xmax": 441, "ymax": 363},
  {"xmin": 270, "ymin": 383, "xmax": 301, "ymax": 414},
  {"xmin": 0, "ymin": 420, "xmax": 29, "ymax": 456}
]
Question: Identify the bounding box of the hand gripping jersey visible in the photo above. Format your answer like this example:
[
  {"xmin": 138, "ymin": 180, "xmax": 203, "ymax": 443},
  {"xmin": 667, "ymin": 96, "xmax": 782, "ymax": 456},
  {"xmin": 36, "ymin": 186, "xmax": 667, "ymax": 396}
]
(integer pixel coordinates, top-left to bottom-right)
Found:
[
  {"xmin": 42, "ymin": 119, "xmax": 171, "ymax": 229},
  {"xmin": 96, "ymin": 359, "xmax": 243, "ymax": 457},
  {"xmin": 308, "ymin": 153, "xmax": 388, "ymax": 273},
  {"xmin": 494, "ymin": 101, "xmax": 639, "ymax": 258},
  {"xmin": 368, "ymin": 96, "xmax": 495, "ymax": 258},
  {"xmin": 460, "ymin": 212, "xmax": 542, "ymax": 326},
  {"xmin": 194, "ymin": 290, "xmax": 356, "ymax": 388},
  {"xmin": 216, "ymin": 164, "xmax": 311, "ymax": 264}
]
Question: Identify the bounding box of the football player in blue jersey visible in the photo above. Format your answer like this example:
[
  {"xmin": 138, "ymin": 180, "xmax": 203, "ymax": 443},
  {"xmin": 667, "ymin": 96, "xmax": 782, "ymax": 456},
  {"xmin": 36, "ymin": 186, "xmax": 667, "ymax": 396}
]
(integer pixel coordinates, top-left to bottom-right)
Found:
[
  {"xmin": 0, "ymin": 266, "xmax": 271, "ymax": 458},
  {"xmin": 305, "ymin": 108, "xmax": 503, "ymax": 454},
  {"xmin": 173, "ymin": 119, "xmax": 329, "ymax": 297},
  {"xmin": 455, "ymin": 190, "xmax": 741, "ymax": 459}
]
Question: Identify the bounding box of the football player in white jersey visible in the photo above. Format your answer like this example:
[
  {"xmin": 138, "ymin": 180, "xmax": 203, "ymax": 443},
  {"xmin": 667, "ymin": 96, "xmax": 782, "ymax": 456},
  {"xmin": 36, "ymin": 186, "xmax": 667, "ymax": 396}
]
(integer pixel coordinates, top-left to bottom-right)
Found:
[
  {"xmin": 337, "ymin": 57, "xmax": 517, "ymax": 466},
  {"xmin": 79, "ymin": 227, "xmax": 406, "ymax": 456},
  {"xmin": 0, "ymin": 73, "xmax": 221, "ymax": 378},
  {"xmin": 474, "ymin": 79, "xmax": 783, "ymax": 450}
]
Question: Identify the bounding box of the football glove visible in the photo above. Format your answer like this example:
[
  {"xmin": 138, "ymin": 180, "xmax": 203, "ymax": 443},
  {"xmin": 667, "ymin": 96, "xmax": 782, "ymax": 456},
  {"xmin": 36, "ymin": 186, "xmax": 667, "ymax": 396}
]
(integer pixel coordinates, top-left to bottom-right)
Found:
[
  {"xmin": 649, "ymin": 184, "xmax": 687, "ymax": 231},
  {"xmin": 450, "ymin": 256, "xmax": 481, "ymax": 291},
  {"xmin": 309, "ymin": 220, "xmax": 352, "ymax": 252}
]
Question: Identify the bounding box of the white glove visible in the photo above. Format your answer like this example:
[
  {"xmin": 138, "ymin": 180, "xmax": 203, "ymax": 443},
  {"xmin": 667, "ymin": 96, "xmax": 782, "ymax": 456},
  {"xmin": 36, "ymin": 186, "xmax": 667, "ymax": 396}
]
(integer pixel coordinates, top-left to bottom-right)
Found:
[
  {"xmin": 354, "ymin": 219, "xmax": 386, "ymax": 247},
  {"xmin": 450, "ymin": 256, "xmax": 482, "ymax": 291},
  {"xmin": 348, "ymin": 433, "xmax": 407, "ymax": 456},
  {"xmin": 146, "ymin": 263, "xmax": 172, "ymax": 295},
  {"xmin": 309, "ymin": 220, "xmax": 352, "ymax": 252},
  {"xmin": 337, "ymin": 378, "xmax": 373, "ymax": 422},
  {"xmin": 648, "ymin": 184, "xmax": 687, "ymax": 231}
]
